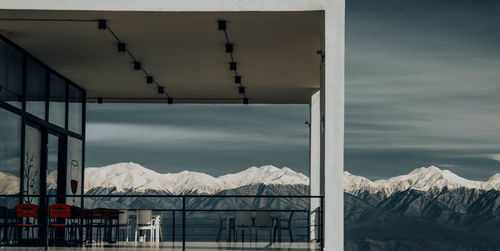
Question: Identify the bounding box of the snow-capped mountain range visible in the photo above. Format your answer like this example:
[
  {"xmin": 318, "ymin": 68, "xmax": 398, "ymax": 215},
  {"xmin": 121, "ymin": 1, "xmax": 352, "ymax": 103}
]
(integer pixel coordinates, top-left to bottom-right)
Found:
[
  {"xmin": 0, "ymin": 163, "xmax": 498, "ymax": 195},
  {"xmin": 84, "ymin": 162, "xmax": 309, "ymax": 194},
  {"xmin": 344, "ymin": 165, "xmax": 500, "ymax": 196}
]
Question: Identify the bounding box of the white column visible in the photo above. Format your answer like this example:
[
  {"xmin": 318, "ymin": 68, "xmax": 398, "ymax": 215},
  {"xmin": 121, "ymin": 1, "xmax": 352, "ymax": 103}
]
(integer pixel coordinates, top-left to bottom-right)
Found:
[
  {"xmin": 322, "ymin": 1, "xmax": 345, "ymax": 250},
  {"xmin": 309, "ymin": 90, "xmax": 321, "ymax": 242}
]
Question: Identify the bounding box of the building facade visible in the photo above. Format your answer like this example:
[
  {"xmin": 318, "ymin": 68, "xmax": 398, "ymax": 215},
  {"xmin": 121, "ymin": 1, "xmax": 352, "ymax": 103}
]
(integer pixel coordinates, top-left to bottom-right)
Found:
[
  {"xmin": 0, "ymin": 36, "xmax": 85, "ymax": 212},
  {"xmin": 0, "ymin": 0, "xmax": 344, "ymax": 250}
]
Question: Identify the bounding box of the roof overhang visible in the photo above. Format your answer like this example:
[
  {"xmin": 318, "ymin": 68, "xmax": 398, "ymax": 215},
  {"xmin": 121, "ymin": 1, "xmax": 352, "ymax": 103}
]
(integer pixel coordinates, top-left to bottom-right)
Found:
[{"xmin": 0, "ymin": 7, "xmax": 323, "ymax": 104}]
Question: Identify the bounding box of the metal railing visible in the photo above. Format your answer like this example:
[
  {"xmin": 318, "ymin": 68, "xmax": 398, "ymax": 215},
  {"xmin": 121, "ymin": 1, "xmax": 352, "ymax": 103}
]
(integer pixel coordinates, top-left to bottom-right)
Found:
[{"xmin": 0, "ymin": 194, "xmax": 324, "ymax": 250}]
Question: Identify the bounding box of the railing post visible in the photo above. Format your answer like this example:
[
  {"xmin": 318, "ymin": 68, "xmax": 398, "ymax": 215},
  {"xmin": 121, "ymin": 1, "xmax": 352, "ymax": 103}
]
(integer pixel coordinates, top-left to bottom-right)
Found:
[
  {"xmin": 320, "ymin": 196, "xmax": 324, "ymax": 250},
  {"xmin": 172, "ymin": 210, "xmax": 175, "ymax": 245},
  {"xmin": 182, "ymin": 196, "xmax": 185, "ymax": 251},
  {"xmin": 307, "ymin": 198, "xmax": 310, "ymax": 243}
]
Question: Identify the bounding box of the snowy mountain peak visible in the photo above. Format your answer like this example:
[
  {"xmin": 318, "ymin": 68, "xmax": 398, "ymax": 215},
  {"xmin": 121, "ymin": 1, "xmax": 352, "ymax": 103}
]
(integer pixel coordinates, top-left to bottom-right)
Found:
[
  {"xmin": 487, "ymin": 173, "xmax": 500, "ymax": 189},
  {"xmin": 85, "ymin": 162, "xmax": 165, "ymax": 193},
  {"xmin": 345, "ymin": 166, "xmax": 499, "ymax": 196},
  {"xmin": 218, "ymin": 165, "xmax": 309, "ymax": 190},
  {"xmin": 409, "ymin": 165, "xmax": 441, "ymax": 175},
  {"xmin": 85, "ymin": 163, "xmax": 309, "ymax": 194}
]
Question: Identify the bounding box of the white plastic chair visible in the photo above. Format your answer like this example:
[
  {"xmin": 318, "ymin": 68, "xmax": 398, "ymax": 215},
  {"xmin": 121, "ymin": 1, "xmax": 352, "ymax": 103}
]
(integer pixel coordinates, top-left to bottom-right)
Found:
[
  {"xmin": 152, "ymin": 215, "xmax": 161, "ymax": 243},
  {"xmin": 118, "ymin": 210, "xmax": 130, "ymax": 242},
  {"xmin": 134, "ymin": 210, "xmax": 153, "ymax": 242}
]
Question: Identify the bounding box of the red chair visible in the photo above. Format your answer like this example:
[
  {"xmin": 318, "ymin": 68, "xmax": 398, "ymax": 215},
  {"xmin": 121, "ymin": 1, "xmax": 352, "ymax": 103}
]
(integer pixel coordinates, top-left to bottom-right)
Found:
[
  {"xmin": 16, "ymin": 203, "xmax": 39, "ymax": 243},
  {"xmin": 49, "ymin": 203, "xmax": 71, "ymax": 245}
]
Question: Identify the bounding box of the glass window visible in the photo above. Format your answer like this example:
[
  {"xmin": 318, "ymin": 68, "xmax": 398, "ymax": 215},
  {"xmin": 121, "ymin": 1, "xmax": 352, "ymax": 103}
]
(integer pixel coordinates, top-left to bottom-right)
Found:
[
  {"xmin": 47, "ymin": 134, "xmax": 59, "ymax": 204},
  {"xmin": 68, "ymin": 84, "xmax": 83, "ymax": 134},
  {"xmin": 0, "ymin": 108, "xmax": 21, "ymax": 198},
  {"xmin": 49, "ymin": 73, "xmax": 66, "ymax": 128},
  {"xmin": 67, "ymin": 136, "xmax": 82, "ymax": 206},
  {"xmin": 0, "ymin": 40, "xmax": 23, "ymax": 108},
  {"xmin": 26, "ymin": 58, "xmax": 47, "ymax": 119},
  {"xmin": 23, "ymin": 124, "xmax": 42, "ymax": 206}
]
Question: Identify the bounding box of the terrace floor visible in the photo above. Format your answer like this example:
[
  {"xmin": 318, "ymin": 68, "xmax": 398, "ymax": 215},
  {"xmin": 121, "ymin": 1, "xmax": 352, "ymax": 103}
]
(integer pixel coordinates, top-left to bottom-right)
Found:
[{"xmin": 0, "ymin": 242, "xmax": 321, "ymax": 251}]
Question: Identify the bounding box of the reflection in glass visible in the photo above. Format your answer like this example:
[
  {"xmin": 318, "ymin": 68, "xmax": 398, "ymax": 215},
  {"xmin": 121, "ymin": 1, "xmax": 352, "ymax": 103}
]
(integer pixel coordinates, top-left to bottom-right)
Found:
[
  {"xmin": 47, "ymin": 134, "xmax": 59, "ymax": 204},
  {"xmin": 24, "ymin": 125, "xmax": 41, "ymax": 205},
  {"xmin": 67, "ymin": 137, "xmax": 82, "ymax": 206},
  {"xmin": 26, "ymin": 58, "xmax": 47, "ymax": 119},
  {"xmin": 0, "ymin": 40, "xmax": 23, "ymax": 108},
  {"xmin": 49, "ymin": 73, "xmax": 66, "ymax": 128},
  {"xmin": 68, "ymin": 84, "xmax": 82, "ymax": 134},
  {"xmin": 0, "ymin": 109, "xmax": 21, "ymax": 208}
]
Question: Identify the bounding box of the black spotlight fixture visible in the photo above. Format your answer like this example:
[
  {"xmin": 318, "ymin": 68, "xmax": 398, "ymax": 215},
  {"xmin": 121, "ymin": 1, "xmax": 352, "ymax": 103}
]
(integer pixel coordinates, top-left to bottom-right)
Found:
[
  {"xmin": 133, "ymin": 61, "xmax": 141, "ymax": 70},
  {"xmin": 239, "ymin": 86, "xmax": 245, "ymax": 94},
  {"xmin": 158, "ymin": 87, "xmax": 164, "ymax": 94},
  {"xmin": 230, "ymin": 62, "xmax": 237, "ymax": 71},
  {"xmin": 218, "ymin": 20, "xmax": 226, "ymax": 31},
  {"xmin": 168, "ymin": 98, "xmax": 173, "ymax": 104},
  {"xmin": 225, "ymin": 43, "xmax": 233, "ymax": 53},
  {"xmin": 234, "ymin": 76, "xmax": 241, "ymax": 84},
  {"xmin": 98, "ymin": 19, "xmax": 107, "ymax": 30},
  {"xmin": 243, "ymin": 98, "xmax": 249, "ymax": 104},
  {"xmin": 97, "ymin": 97, "xmax": 103, "ymax": 104},
  {"xmin": 146, "ymin": 76, "xmax": 153, "ymax": 84},
  {"xmin": 118, "ymin": 42, "xmax": 126, "ymax": 52}
]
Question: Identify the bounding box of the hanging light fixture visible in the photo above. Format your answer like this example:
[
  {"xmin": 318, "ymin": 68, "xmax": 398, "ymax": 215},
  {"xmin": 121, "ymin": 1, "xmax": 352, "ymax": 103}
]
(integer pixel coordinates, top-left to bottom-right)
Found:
[
  {"xmin": 234, "ymin": 76, "xmax": 241, "ymax": 84},
  {"xmin": 239, "ymin": 86, "xmax": 245, "ymax": 94},
  {"xmin": 98, "ymin": 19, "xmax": 107, "ymax": 30},
  {"xmin": 243, "ymin": 98, "xmax": 248, "ymax": 104},
  {"xmin": 133, "ymin": 61, "xmax": 141, "ymax": 70},
  {"xmin": 218, "ymin": 20, "xmax": 226, "ymax": 31},
  {"xmin": 230, "ymin": 62, "xmax": 237, "ymax": 71},
  {"xmin": 118, "ymin": 42, "xmax": 126, "ymax": 52},
  {"xmin": 158, "ymin": 87, "xmax": 164, "ymax": 94},
  {"xmin": 97, "ymin": 97, "xmax": 103, "ymax": 104},
  {"xmin": 226, "ymin": 43, "xmax": 233, "ymax": 53},
  {"xmin": 146, "ymin": 76, "xmax": 153, "ymax": 84}
]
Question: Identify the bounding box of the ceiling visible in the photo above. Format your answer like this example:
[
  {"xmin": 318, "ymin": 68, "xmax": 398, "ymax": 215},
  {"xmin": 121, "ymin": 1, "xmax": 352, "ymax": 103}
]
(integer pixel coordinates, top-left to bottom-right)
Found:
[{"xmin": 0, "ymin": 10, "xmax": 323, "ymax": 104}]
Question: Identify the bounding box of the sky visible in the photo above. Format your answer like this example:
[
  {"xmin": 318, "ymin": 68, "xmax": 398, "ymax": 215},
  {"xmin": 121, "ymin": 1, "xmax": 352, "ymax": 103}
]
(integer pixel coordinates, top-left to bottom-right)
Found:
[
  {"xmin": 85, "ymin": 104, "xmax": 310, "ymax": 177},
  {"xmin": 86, "ymin": 0, "xmax": 500, "ymax": 180},
  {"xmin": 344, "ymin": 0, "xmax": 500, "ymax": 180}
]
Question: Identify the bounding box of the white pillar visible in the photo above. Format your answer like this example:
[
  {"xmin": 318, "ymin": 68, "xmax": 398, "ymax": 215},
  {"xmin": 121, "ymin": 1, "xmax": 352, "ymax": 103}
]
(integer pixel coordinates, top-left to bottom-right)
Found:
[
  {"xmin": 322, "ymin": 2, "xmax": 345, "ymax": 250},
  {"xmin": 309, "ymin": 90, "xmax": 321, "ymax": 242}
]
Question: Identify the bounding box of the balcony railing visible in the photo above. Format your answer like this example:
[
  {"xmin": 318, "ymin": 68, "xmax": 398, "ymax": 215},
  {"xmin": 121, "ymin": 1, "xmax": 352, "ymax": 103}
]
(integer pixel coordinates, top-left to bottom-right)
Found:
[{"xmin": 0, "ymin": 194, "xmax": 324, "ymax": 250}]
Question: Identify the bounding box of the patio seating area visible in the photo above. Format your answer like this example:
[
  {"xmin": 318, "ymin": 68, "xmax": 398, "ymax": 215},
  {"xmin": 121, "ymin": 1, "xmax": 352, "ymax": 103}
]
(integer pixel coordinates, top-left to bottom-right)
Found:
[
  {"xmin": 0, "ymin": 195, "xmax": 323, "ymax": 250},
  {"xmin": 0, "ymin": 1, "xmax": 344, "ymax": 249}
]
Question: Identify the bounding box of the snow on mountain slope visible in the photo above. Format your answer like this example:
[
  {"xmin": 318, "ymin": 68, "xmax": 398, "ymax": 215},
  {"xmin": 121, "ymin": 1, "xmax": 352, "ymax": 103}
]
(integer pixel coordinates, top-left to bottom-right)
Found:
[
  {"xmin": 0, "ymin": 172, "xmax": 20, "ymax": 195},
  {"xmin": 84, "ymin": 162, "xmax": 308, "ymax": 194},
  {"xmin": 85, "ymin": 162, "xmax": 169, "ymax": 193},
  {"xmin": 2, "ymin": 163, "xmax": 496, "ymax": 196},
  {"xmin": 344, "ymin": 171, "xmax": 377, "ymax": 195},
  {"xmin": 344, "ymin": 166, "xmax": 499, "ymax": 196},
  {"xmin": 218, "ymin": 165, "xmax": 309, "ymax": 190},
  {"xmin": 47, "ymin": 170, "xmax": 58, "ymax": 190},
  {"xmin": 162, "ymin": 170, "xmax": 224, "ymax": 194},
  {"xmin": 487, "ymin": 173, "xmax": 500, "ymax": 190}
]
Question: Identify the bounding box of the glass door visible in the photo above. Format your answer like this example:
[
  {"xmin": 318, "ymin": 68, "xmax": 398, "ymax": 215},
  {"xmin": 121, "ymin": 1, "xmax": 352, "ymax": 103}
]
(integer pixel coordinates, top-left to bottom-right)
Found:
[
  {"xmin": 46, "ymin": 133, "xmax": 60, "ymax": 205},
  {"xmin": 23, "ymin": 124, "xmax": 42, "ymax": 206},
  {"xmin": 22, "ymin": 123, "xmax": 43, "ymax": 244}
]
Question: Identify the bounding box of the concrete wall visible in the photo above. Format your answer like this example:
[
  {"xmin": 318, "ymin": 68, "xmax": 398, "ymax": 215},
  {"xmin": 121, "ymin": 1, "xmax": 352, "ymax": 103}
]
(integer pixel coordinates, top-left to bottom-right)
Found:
[
  {"xmin": 309, "ymin": 90, "xmax": 321, "ymax": 242},
  {"xmin": 322, "ymin": 2, "xmax": 345, "ymax": 250}
]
